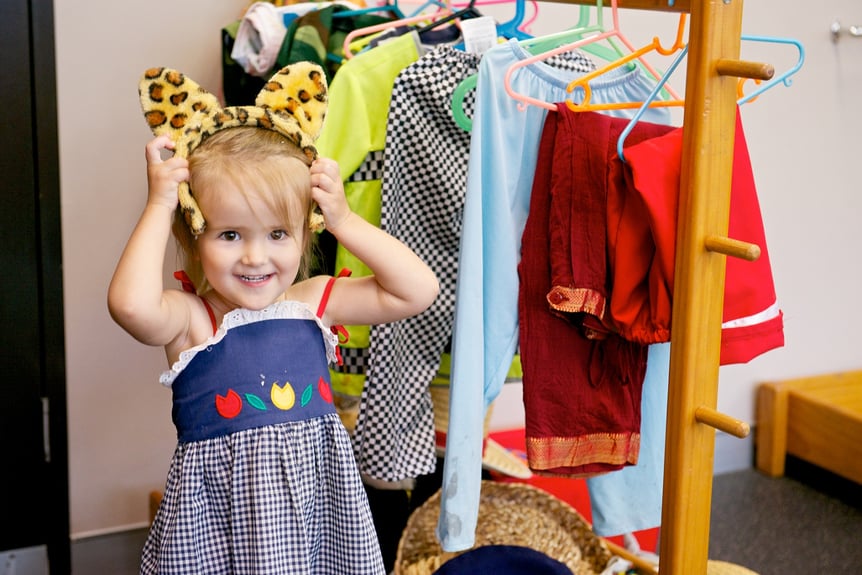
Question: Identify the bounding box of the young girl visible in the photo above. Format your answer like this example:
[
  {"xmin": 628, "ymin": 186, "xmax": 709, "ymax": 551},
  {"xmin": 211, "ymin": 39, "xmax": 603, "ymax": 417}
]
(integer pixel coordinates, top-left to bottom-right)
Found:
[{"xmin": 109, "ymin": 70, "xmax": 438, "ymax": 572}]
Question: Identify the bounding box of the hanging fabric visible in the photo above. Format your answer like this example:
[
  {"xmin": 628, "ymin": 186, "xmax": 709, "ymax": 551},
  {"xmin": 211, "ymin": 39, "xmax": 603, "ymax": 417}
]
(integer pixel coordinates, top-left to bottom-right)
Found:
[
  {"xmin": 359, "ymin": 46, "xmax": 483, "ymax": 485},
  {"xmin": 618, "ymin": 108, "xmax": 784, "ymax": 363},
  {"xmin": 313, "ymin": 32, "xmax": 424, "ymax": 489},
  {"xmin": 437, "ymin": 35, "xmax": 676, "ymax": 553}
]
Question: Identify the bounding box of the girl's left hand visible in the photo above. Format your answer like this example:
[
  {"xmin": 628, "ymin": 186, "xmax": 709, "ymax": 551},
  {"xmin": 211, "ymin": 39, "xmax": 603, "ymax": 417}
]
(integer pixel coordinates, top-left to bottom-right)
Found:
[{"xmin": 310, "ymin": 157, "xmax": 351, "ymax": 231}]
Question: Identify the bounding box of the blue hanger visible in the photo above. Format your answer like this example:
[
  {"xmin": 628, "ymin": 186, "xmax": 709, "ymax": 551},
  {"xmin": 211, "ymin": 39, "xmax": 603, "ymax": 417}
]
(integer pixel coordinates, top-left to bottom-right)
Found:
[
  {"xmin": 615, "ymin": 44, "xmax": 687, "ymax": 162},
  {"xmin": 451, "ymin": 0, "xmax": 681, "ymax": 131},
  {"xmin": 452, "ymin": 1, "xmax": 612, "ymax": 132},
  {"xmin": 495, "ymin": 0, "xmax": 532, "ymax": 42},
  {"xmin": 406, "ymin": 0, "xmax": 450, "ymax": 18},
  {"xmin": 736, "ymin": 35, "xmax": 805, "ymax": 105},
  {"xmin": 332, "ymin": 4, "xmax": 406, "ymax": 19},
  {"xmin": 617, "ymin": 34, "xmax": 805, "ymax": 162}
]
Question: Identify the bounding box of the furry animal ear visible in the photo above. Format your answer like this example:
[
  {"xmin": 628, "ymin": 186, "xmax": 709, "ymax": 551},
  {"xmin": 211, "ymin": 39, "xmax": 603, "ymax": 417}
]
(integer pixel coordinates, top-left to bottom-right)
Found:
[
  {"xmin": 139, "ymin": 68, "xmax": 222, "ymax": 158},
  {"xmin": 255, "ymin": 61, "xmax": 328, "ymax": 142},
  {"xmin": 138, "ymin": 62, "xmax": 329, "ymax": 236}
]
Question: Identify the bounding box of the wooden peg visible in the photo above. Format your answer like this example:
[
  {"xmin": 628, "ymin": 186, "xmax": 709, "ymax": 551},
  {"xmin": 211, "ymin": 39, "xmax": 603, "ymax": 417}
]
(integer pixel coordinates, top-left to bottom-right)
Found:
[
  {"xmin": 694, "ymin": 406, "xmax": 750, "ymax": 438},
  {"xmin": 705, "ymin": 235, "xmax": 761, "ymax": 261},
  {"xmin": 715, "ymin": 58, "xmax": 775, "ymax": 81}
]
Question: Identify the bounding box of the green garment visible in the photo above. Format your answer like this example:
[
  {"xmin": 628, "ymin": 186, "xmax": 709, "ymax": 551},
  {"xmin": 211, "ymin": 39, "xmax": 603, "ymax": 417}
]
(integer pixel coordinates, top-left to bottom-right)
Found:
[
  {"xmin": 315, "ymin": 32, "xmax": 421, "ymax": 397},
  {"xmin": 276, "ymin": 5, "xmax": 395, "ymax": 83}
]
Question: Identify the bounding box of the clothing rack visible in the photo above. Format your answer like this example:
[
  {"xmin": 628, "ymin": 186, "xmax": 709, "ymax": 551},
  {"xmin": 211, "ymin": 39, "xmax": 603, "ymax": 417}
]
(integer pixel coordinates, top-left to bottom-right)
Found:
[{"xmin": 544, "ymin": 1, "xmax": 767, "ymax": 574}]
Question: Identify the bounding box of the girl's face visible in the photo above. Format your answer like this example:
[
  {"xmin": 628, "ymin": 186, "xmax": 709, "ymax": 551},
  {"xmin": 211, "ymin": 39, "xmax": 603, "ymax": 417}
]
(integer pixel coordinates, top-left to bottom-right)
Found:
[{"xmin": 194, "ymin": 182, "xmax": 304, "ymax": 312}]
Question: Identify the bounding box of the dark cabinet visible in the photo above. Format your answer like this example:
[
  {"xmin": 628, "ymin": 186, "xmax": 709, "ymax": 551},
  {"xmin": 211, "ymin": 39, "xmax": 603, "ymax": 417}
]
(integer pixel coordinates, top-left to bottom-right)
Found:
[{"xmin": 0, "ymin": 0, "xmax": 69, "ymax": 571}]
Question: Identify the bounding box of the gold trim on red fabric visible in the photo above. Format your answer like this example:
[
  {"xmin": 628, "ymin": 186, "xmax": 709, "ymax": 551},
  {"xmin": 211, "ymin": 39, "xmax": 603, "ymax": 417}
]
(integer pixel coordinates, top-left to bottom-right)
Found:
[
  {"xmin": 526, "ymin": 432, "xmax": 640, "ymax": 472},
  {"xmin": 547, "ymin": 286, "xmax": 606, "ymax": 318}
]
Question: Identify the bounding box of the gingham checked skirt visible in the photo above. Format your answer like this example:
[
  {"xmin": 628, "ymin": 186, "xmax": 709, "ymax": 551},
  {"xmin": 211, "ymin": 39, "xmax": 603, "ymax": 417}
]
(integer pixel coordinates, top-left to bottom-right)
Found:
[{"xmin": 142, "ymin": 306, "xmax": 384, "ymax": 574}]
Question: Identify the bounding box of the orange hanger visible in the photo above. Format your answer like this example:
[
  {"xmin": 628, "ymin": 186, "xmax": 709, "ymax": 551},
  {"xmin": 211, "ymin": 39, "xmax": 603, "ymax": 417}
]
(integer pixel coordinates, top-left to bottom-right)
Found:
[
  {"xmin": 504, "ymin": 0, "xmax": 682, "ymax": 111},
  {"xmin": 565, "ymin": 13, "xmax": 687, "ymax": 112}
]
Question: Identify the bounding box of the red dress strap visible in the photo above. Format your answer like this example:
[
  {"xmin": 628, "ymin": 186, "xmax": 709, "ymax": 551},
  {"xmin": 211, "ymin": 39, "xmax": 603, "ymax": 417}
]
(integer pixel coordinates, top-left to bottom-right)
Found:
[
  {"xmin": 316, "ymin": 268, "xmax": 352, "ymax": 318},
  {"xmin": 174, "ymin": 271, "xmax": 217, "ymax": 336},
  {"xmin": 316, "ymin": 268, "xmax": 352, "ymax": 366}
]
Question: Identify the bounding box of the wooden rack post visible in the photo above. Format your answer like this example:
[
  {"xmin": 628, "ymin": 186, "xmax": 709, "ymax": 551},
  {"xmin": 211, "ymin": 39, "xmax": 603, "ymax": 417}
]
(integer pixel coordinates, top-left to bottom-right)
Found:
[{"xmin": 546, "ymin": 1, "xmax": 765, "ymax": 573}]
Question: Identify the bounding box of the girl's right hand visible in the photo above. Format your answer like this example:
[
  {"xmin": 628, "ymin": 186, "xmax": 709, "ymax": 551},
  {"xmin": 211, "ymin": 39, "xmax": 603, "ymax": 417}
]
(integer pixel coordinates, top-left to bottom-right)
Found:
[{"xmin": 145, "ymin": 135, "xmax": 188, "ymax": 210}]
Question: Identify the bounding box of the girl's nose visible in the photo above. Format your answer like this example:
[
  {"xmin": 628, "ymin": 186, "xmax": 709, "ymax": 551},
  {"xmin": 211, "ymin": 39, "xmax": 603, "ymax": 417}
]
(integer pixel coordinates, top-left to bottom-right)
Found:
[{"xmin": 241, "ymin": 239, "xmax": 268, "ymax": 266}]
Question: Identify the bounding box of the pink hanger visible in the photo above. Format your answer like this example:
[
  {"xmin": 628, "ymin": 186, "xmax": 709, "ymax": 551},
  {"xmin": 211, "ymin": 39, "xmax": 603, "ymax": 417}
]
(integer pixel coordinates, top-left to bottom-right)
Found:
[
  {"xmin": 565, "ymin": 13, "xmax": 687, "ymax": 112},
  {"xmin": 503, "ymin": 0, "xmax": 682, "ymax": 111},
  {"xmin": 342, "ymin": 5, "xmax": 453, "ymax": 59}
]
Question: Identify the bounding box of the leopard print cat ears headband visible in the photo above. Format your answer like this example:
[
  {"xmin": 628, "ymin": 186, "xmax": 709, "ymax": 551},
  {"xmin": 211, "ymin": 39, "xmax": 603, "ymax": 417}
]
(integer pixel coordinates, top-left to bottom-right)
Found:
[{"xmin": 138, "ymin": 61, "xmax": 328, "ymax": 236}]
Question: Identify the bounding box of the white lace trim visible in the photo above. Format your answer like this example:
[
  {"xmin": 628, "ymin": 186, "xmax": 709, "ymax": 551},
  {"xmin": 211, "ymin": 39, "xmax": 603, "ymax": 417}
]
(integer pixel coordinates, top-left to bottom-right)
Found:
[{"xmin": 159, "ymin": 300, "xmax": 338, "ymax": 387}]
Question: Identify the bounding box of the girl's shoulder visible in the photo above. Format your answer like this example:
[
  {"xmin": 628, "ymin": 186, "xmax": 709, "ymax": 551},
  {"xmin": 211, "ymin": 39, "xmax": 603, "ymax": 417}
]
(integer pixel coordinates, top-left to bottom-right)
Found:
[
  {"xmin": 284, "ymin": 275, "xmax": 333, "ymax": 310},
  {"xmin": 163, "ymin": 287, "xmax": 219, "ymax": 365}
]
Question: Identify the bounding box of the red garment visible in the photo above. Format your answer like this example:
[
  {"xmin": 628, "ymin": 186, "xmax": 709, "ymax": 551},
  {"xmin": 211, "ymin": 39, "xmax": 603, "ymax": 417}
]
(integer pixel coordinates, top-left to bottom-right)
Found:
[
  {"xmin": 519, "ymin": 110, "xmax": 646, "ymax": 477},
  {"xmin": 619, "ymin": 108, "xmax": 784, "ymax": 364},
  {"xmin": 546, "ymin": 108, "xmax": 675, "ymax": 342}
]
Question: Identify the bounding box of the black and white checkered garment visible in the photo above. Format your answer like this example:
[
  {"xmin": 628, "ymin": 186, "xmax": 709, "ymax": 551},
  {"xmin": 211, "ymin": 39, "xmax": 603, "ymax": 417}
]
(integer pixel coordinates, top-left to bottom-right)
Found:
[
  {"xmin": 352, "ymin": 46, "xmax": 598, "ymax": 482},
  {"xmin": 347, "ymin": 149, "xmax": 386, "ymax": 183},
  {"xmin": 142, "ymin": 414, "xmax": 384, "ymax": 575}
]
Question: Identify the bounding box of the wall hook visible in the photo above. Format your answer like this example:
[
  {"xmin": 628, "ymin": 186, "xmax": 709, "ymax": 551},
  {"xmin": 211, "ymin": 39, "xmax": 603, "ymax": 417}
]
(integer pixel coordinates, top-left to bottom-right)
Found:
[{"xmin": 831, "ymin": 19, "xmax": 862, "ymax": 42}]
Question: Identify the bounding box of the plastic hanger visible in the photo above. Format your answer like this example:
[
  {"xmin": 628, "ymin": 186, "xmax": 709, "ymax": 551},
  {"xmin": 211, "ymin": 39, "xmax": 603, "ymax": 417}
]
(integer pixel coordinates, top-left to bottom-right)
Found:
[
  {"xmin": 736, "ymin": 35, "xmax": 805, "ymax": 105},
  {"xmin": 520, "ymin": 1, "xmax": 628, "ymax": 66},
  {"xmin": 564, "ymin": 13, "xmax": 687, "ymax": 112},
  {"xmin": 414, "ymin": 0, "xmax": 482, "ymax": 36},
  {"xmin": 332, "ymin": 3, "xmax": 406, "ymax": 20},
  {"xmin": 615, "ymin": 33, "xmax": 806, "ymax": 162},
  {"xmin": 524, "ymin": 1, "xmax": 676, "ymax": 101},
  {"xmin": 451, "ymin": 74, "xmax": 478, "ymax": 131},
  {"xmin": 451, "ymin": 0, "xmax": 620, "ymax": 131},
  {"xmin": 491, "ymin": 0, "xmax": 532, "ymax": 42},
  {"xmin": 341, "ymin": 3, "xmax": 453, "ymax": 59},
  {"xmin": 504, "ymin": 0, "xmax": 682, "ymax": 112},
  {"xmin": 420, "ymin": 0, "xmax": 531, "ymax": 43},
  {"xmin": 406, "ymin": 0, "xmax": 450, "ymax": 18}
]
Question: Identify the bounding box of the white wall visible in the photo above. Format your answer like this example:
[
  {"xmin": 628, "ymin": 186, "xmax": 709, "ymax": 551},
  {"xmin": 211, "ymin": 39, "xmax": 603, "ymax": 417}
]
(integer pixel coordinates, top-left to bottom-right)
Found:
[
  {"xmin": 54, "ymin": 0, "xmax": 249, "ymax": 537},
  {"xmin": 54, "ymin": 0, "xmax": 862, "ymax": 536}
]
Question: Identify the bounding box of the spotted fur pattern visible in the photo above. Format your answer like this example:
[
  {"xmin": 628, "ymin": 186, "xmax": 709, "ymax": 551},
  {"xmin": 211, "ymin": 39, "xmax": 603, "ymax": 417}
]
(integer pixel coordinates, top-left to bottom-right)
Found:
[{"xmin": 139, "ymin": 62, "xmax": 328, "ymax": 235}]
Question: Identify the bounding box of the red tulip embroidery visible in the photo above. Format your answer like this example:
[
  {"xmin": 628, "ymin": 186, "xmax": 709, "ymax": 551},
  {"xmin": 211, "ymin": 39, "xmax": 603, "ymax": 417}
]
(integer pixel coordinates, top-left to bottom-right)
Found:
[
  {"xmin": 215, "ymin": 389, "xmax": 242, "ymax": 419},
  {"xmin": 318, "ymin": 377, "xmax": 333, "ymax": 403}
]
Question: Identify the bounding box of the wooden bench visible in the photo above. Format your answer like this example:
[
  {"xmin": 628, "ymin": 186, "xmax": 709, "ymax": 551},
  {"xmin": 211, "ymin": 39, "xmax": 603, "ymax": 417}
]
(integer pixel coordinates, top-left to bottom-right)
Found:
[{"xmin": 756, "ymin": 370, "xmax": 862, "ymax": 484}]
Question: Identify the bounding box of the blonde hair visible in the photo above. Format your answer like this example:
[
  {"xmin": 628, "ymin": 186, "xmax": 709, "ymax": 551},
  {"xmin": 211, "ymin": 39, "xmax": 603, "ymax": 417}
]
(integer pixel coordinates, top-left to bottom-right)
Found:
[{"xmin": 173, "ymin": 127, "xmax": 318, "ymax": 293}]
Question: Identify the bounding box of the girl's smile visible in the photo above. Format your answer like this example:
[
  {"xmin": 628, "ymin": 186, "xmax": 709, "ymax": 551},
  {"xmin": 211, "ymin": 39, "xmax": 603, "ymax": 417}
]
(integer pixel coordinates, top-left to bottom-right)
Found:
[{"xmin": 194, "ymin": 184, "xmax": 303, "ymax": 312}]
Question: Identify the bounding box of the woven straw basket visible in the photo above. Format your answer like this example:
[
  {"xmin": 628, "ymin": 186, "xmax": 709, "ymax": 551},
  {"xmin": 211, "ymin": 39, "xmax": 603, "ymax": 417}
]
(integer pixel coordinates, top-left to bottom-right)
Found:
[{"xmin": 394, "ymin": 480, "xmax": 611, "ymax": 575}]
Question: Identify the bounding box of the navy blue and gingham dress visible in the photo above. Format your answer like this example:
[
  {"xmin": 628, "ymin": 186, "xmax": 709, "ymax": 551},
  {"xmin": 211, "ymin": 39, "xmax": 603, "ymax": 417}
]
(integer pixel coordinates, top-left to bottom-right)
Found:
[{"xmin": 142, "ymin": 302, "xmax": 384, "ymax": 575}]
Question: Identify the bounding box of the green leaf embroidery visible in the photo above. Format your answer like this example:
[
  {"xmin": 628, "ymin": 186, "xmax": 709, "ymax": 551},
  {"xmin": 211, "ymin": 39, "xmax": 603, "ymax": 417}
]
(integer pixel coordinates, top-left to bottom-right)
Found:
[
  {"xmin": 245, "ymin": 393, "xmax": 267, "ymax": 411},
  {"xmin": 300, "ymin": 384, "xmax": 313, "ymax": 407}
]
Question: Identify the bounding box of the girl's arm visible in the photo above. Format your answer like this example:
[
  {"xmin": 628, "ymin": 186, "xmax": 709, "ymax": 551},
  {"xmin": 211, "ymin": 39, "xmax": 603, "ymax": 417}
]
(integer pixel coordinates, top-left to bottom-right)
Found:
[
  {"xmin": 107, "ymin": 136, "xmax": 193, "ymax": 347},
  {"xmin": 309, "ymin": 157, "xmax": 439, "ymax": 327}
]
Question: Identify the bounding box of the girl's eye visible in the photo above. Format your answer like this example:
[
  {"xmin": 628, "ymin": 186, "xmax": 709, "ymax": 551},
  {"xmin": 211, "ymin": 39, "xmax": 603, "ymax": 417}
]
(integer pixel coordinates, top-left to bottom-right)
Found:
[
  {"xmin": 270, "ymin": 229, "xmax": 289, "ymax": 240},
  {"xmin": 219, "ymin": 231, "xmax": 240, "ymax": 241}
]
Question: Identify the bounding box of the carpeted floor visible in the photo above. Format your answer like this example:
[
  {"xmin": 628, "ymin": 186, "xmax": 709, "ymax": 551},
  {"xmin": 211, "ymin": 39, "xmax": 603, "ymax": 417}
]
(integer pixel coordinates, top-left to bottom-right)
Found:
[
  {"xmin": 486, "ymin": 430, "xmax": 862, "ymax": 575},
  {"xmin": 708, "ymin": 456, "xmax": 862, "ymax": 575},
  {"xmin": 70, "ymin": 457, "xmax": 862, "ymax": 575}
]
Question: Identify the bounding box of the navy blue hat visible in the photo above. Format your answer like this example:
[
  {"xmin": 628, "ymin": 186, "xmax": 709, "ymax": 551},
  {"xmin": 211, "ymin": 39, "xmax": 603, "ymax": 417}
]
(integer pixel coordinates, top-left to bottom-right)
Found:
[{"xmin": 433, "ymin": 545, "xmax": 575, "ymax": 575}]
